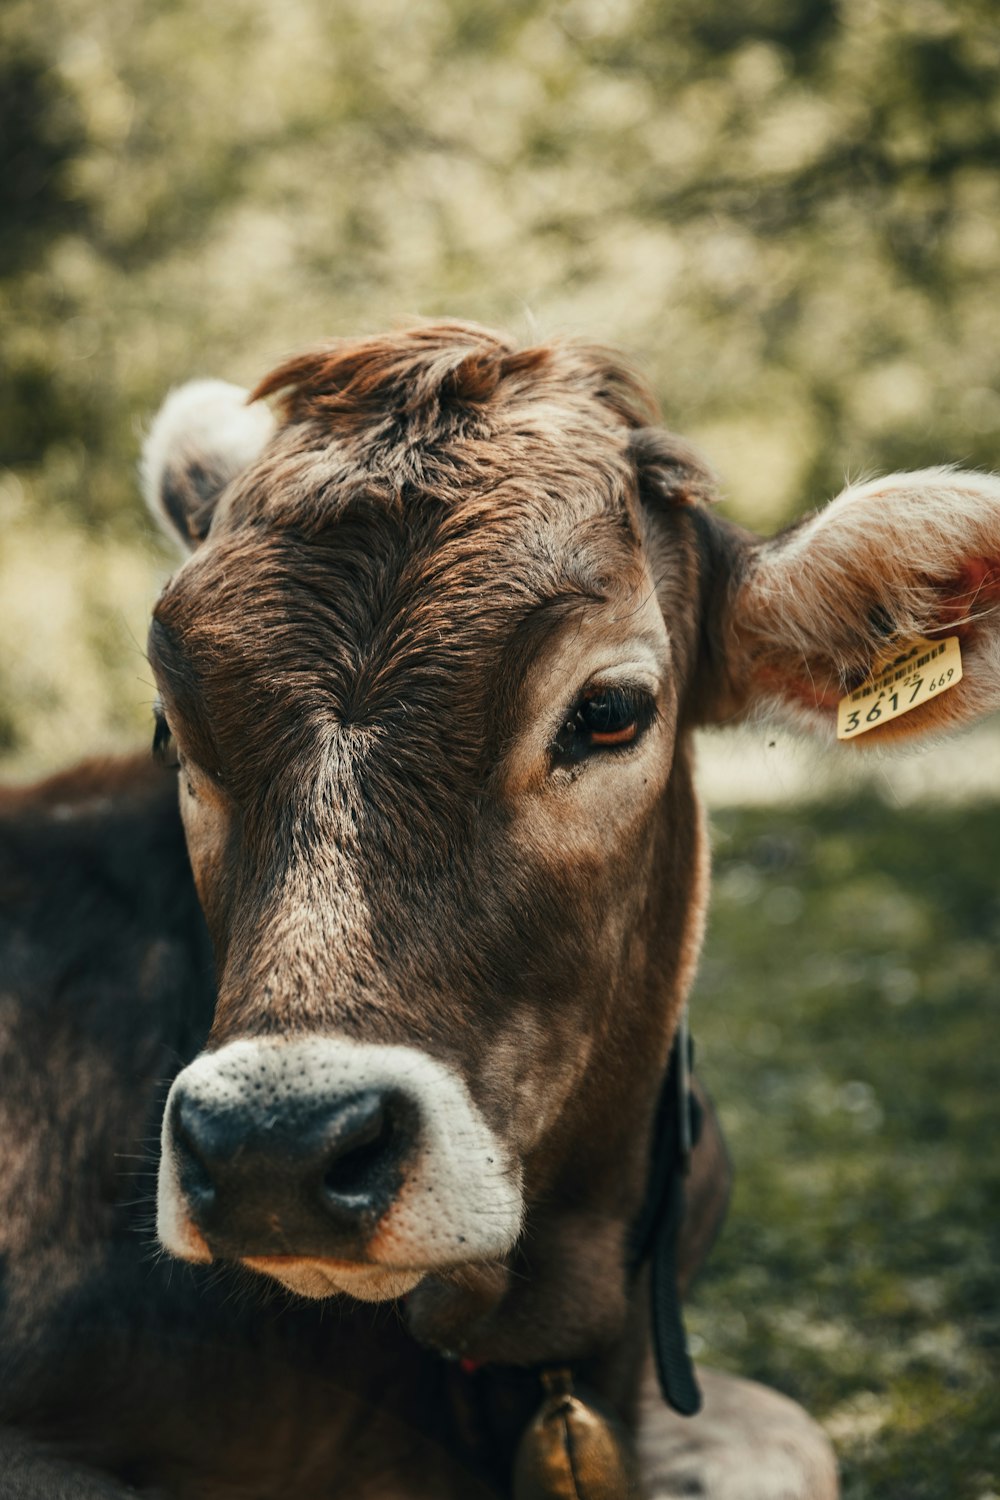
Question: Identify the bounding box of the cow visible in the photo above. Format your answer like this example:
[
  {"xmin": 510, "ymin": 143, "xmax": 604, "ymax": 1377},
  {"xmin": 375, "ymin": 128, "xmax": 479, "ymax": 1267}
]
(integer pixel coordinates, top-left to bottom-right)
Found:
[{"xmin": 2, "ymin": 319, "xmax": 998, "ymax": 1499}]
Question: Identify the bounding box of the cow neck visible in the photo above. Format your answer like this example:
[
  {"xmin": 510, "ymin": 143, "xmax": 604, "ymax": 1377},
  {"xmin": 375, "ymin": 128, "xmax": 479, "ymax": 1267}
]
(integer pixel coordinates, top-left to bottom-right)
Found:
[
  {"xmin": 452, "ymin": 1016, "xmax": 703, "ymax": 1498},
  {"xmin": 459, "ymin": 1015, "xmax": 701, "ymax": 1410}
]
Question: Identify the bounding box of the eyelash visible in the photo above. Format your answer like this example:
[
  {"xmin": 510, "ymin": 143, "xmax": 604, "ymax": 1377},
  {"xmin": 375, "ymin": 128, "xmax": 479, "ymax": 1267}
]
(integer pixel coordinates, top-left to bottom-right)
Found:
[{"xmin": 552, "ymin": 683, "xmax": 658, "ymax": 764}]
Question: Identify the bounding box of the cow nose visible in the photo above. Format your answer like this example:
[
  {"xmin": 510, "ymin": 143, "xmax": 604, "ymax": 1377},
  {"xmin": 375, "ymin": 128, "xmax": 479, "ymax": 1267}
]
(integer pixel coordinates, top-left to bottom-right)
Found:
[{"xmin": 169, "ymin": 1085, "xmax": 413, "ymax": 1257}]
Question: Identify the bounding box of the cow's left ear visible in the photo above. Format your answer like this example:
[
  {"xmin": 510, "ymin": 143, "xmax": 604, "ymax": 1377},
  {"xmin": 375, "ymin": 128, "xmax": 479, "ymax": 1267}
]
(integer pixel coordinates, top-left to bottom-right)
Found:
[
  {"xmin": 698, "ymin": 468, "xmax": 1000, "ymax": 744},
  {"xmin": 141, "ymin": 380, "xmax": 276, "ymax": 552}
]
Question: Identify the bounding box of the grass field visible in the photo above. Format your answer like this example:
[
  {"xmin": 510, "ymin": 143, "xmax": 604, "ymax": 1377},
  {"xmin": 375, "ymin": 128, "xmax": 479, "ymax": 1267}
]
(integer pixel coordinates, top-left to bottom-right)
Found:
[{"xmin": 687, "ymin": 793, "xmax": 1000, "ymax": 1499}]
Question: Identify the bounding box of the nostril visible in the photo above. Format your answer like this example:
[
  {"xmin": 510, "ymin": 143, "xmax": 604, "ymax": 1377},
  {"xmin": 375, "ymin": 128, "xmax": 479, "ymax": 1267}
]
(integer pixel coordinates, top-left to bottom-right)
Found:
[
  {"xmin": 323, "ymin": 1112, "xmax": 393, "ymax": 1201},
  {"xmin": 320, "ymin": 1091, "xmax": 404, "ymax": 1211},
  {"xmin": 172, "ymin": 1096, "xmax": 219, "ymax": 1213}
]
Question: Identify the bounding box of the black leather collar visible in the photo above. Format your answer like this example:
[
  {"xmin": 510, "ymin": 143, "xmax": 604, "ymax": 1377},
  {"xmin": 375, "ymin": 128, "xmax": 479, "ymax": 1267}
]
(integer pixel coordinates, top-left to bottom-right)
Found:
[{"xmin": 626, "ymin": 1009, "xmax": 702, "ymax": 1416}]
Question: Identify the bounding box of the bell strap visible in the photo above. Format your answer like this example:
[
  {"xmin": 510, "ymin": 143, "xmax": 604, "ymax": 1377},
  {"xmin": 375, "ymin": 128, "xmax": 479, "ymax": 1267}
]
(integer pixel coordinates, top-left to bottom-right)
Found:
[{"xmin": 626, "ymin": 1010, "xmax": 702, "ymax": 1417}]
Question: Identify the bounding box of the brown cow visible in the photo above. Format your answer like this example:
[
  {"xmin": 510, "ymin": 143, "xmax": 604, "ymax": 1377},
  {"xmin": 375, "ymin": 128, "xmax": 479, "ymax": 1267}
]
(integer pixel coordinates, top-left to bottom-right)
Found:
[{"xmin": 2, "ymin": 320, "xmax": 999, "ymax": 1498}]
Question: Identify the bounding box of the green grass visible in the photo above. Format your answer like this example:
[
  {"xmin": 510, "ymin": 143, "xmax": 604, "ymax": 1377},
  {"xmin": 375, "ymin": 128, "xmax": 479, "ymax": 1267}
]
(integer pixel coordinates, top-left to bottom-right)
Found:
[{"xmin": 687, "ymin": 795, "xmax": 1000, "ymax": 1499}]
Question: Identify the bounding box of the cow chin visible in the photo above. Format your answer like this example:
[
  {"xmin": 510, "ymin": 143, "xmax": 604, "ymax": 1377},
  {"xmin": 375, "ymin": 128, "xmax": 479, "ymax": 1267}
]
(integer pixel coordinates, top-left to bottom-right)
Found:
[{"xmin": 243, "ymin": 1256, "xmax": 425, "ymax": 1303}]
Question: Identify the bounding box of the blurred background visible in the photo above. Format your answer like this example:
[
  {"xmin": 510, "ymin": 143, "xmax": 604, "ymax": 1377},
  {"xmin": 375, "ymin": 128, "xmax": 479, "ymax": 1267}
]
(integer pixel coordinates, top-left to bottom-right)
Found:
[{"xmin": 1, "ymin": 0, "xmax": 997, "ymax": 1493}]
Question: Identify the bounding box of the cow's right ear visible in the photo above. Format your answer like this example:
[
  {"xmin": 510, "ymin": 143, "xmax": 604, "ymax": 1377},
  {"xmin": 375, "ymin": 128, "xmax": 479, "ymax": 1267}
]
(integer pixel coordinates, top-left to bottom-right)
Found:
[{"xmin": 141, "ymin": 381, "xmax": 276, "ymax": 552}]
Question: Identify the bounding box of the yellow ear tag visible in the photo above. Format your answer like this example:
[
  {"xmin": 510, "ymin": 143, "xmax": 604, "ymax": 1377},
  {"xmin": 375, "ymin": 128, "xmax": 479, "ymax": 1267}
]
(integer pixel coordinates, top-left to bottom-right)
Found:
[{"xmin": 837, "ymin": 635, "xmax": 963, "ymax": 740}]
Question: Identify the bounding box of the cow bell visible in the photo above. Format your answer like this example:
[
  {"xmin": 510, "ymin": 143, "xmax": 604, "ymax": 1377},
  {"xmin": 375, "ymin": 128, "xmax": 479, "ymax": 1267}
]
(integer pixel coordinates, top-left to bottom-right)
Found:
[{"xmin": 512, "ymin": 1369, "xmax": 638, "ymax": 1500}]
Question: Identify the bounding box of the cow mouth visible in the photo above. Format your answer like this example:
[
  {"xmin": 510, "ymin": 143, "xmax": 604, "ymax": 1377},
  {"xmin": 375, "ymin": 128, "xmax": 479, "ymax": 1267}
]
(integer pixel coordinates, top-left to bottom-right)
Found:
[
  {"xmin": 242, "ymin": 1253, "xmax": 427, "ymax": 1302},
  {"xmin": 240, "ymin": 1248, "xmax": 515, "ymax": 1333}
]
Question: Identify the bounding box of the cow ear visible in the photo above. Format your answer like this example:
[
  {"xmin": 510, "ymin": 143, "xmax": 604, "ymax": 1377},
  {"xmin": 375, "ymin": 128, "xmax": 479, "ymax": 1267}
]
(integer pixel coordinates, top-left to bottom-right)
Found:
[
  {"xmin": 699, "ymin": 467, "xmax": 1000, "ymax": 745},
  {"xmin": 141, "ymin": 380, "xmax": 276, "ymax": 552}
]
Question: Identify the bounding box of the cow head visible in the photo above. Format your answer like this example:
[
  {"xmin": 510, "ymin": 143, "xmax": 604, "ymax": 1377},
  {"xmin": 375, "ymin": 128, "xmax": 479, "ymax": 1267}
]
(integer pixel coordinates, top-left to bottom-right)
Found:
[{"xmin": 146, "ymin": 323, "xmax": 1000, "ymax": 1365}]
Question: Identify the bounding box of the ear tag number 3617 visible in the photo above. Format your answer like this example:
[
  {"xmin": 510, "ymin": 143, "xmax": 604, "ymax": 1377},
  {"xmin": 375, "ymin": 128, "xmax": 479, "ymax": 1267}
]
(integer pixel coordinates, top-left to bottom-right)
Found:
[{"xmin": 837, "ymin": 635, "xmax": 963, "ymax": 741}]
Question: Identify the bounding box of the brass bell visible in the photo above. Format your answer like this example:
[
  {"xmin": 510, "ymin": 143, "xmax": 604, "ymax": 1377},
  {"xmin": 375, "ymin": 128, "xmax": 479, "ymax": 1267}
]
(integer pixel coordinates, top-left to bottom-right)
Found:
[{"xmin": 512, "ymin": 1369, "xmax": 639, "ymax": 1500}]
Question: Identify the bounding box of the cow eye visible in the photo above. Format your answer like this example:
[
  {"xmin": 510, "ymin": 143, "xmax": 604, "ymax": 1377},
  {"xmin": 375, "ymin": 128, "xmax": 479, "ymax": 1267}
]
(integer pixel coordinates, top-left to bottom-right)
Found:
[
  {"xmin": 553, "ymin": 685, "xmax": 657, "ymax": 763},
  {"xmin": 152, "ymin": 708, "xmax": 179, "ymax": 769}
]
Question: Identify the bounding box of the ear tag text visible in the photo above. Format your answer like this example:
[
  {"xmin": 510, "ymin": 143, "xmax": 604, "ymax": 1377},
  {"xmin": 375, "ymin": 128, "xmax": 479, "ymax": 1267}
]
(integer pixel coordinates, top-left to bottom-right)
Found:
[{"xmin": 837, "ymin": 634, "xmax": 962, "ymax": 740}]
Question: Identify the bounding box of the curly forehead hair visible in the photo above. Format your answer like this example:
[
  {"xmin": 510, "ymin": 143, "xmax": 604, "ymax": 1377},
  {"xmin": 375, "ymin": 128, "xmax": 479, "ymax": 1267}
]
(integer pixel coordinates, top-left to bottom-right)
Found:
[{"xmin": 251, "ymin": 319, "xmax": 660, "ymax": 437}]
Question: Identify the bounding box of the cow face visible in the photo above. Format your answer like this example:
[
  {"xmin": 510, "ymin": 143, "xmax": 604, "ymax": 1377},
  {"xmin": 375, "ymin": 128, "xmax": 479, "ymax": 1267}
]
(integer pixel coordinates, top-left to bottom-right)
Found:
[{"xmin": 147, "ymin": 324, "xmax": 1000, "ymax": 1363}]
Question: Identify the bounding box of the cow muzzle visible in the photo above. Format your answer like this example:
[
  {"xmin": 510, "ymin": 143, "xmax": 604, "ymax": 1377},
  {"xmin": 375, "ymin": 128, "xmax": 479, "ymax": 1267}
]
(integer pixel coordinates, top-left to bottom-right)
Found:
[
  {"xmin": 157, "ymin": 1037, "xmax": 524, "ymax": 1302},
  {"xmin": 170, "ymin": 1082, "xmax": 415, "ymax": 1254}
]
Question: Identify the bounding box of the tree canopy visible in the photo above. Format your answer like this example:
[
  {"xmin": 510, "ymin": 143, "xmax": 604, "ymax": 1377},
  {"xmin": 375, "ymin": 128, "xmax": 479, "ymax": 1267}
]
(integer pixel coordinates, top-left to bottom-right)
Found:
[{"xmin": 2, "ymin": 0, "xmax": 999, "ymax": 759}]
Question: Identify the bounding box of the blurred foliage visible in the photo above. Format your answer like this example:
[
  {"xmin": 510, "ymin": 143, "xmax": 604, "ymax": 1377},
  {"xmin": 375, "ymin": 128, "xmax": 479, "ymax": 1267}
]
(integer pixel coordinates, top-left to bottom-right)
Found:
[
  {"xmin": 689, "ymin": 795, "xmax": 1000, "ymax": 1497},
  {"xmin": 2, "ymin": 0, "xmax": 1000, "ymax": 764}
]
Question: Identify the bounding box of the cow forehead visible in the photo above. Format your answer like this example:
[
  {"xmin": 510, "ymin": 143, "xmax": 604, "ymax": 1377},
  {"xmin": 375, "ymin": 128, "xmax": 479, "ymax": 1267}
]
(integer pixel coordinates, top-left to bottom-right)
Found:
[
  {"xmin": 153, "ymin": 339, "xmax": 653, "ymax": 652},
  {"xmin": 152, "ymin": 471, "xmax": 651, "ymax": 741}
]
